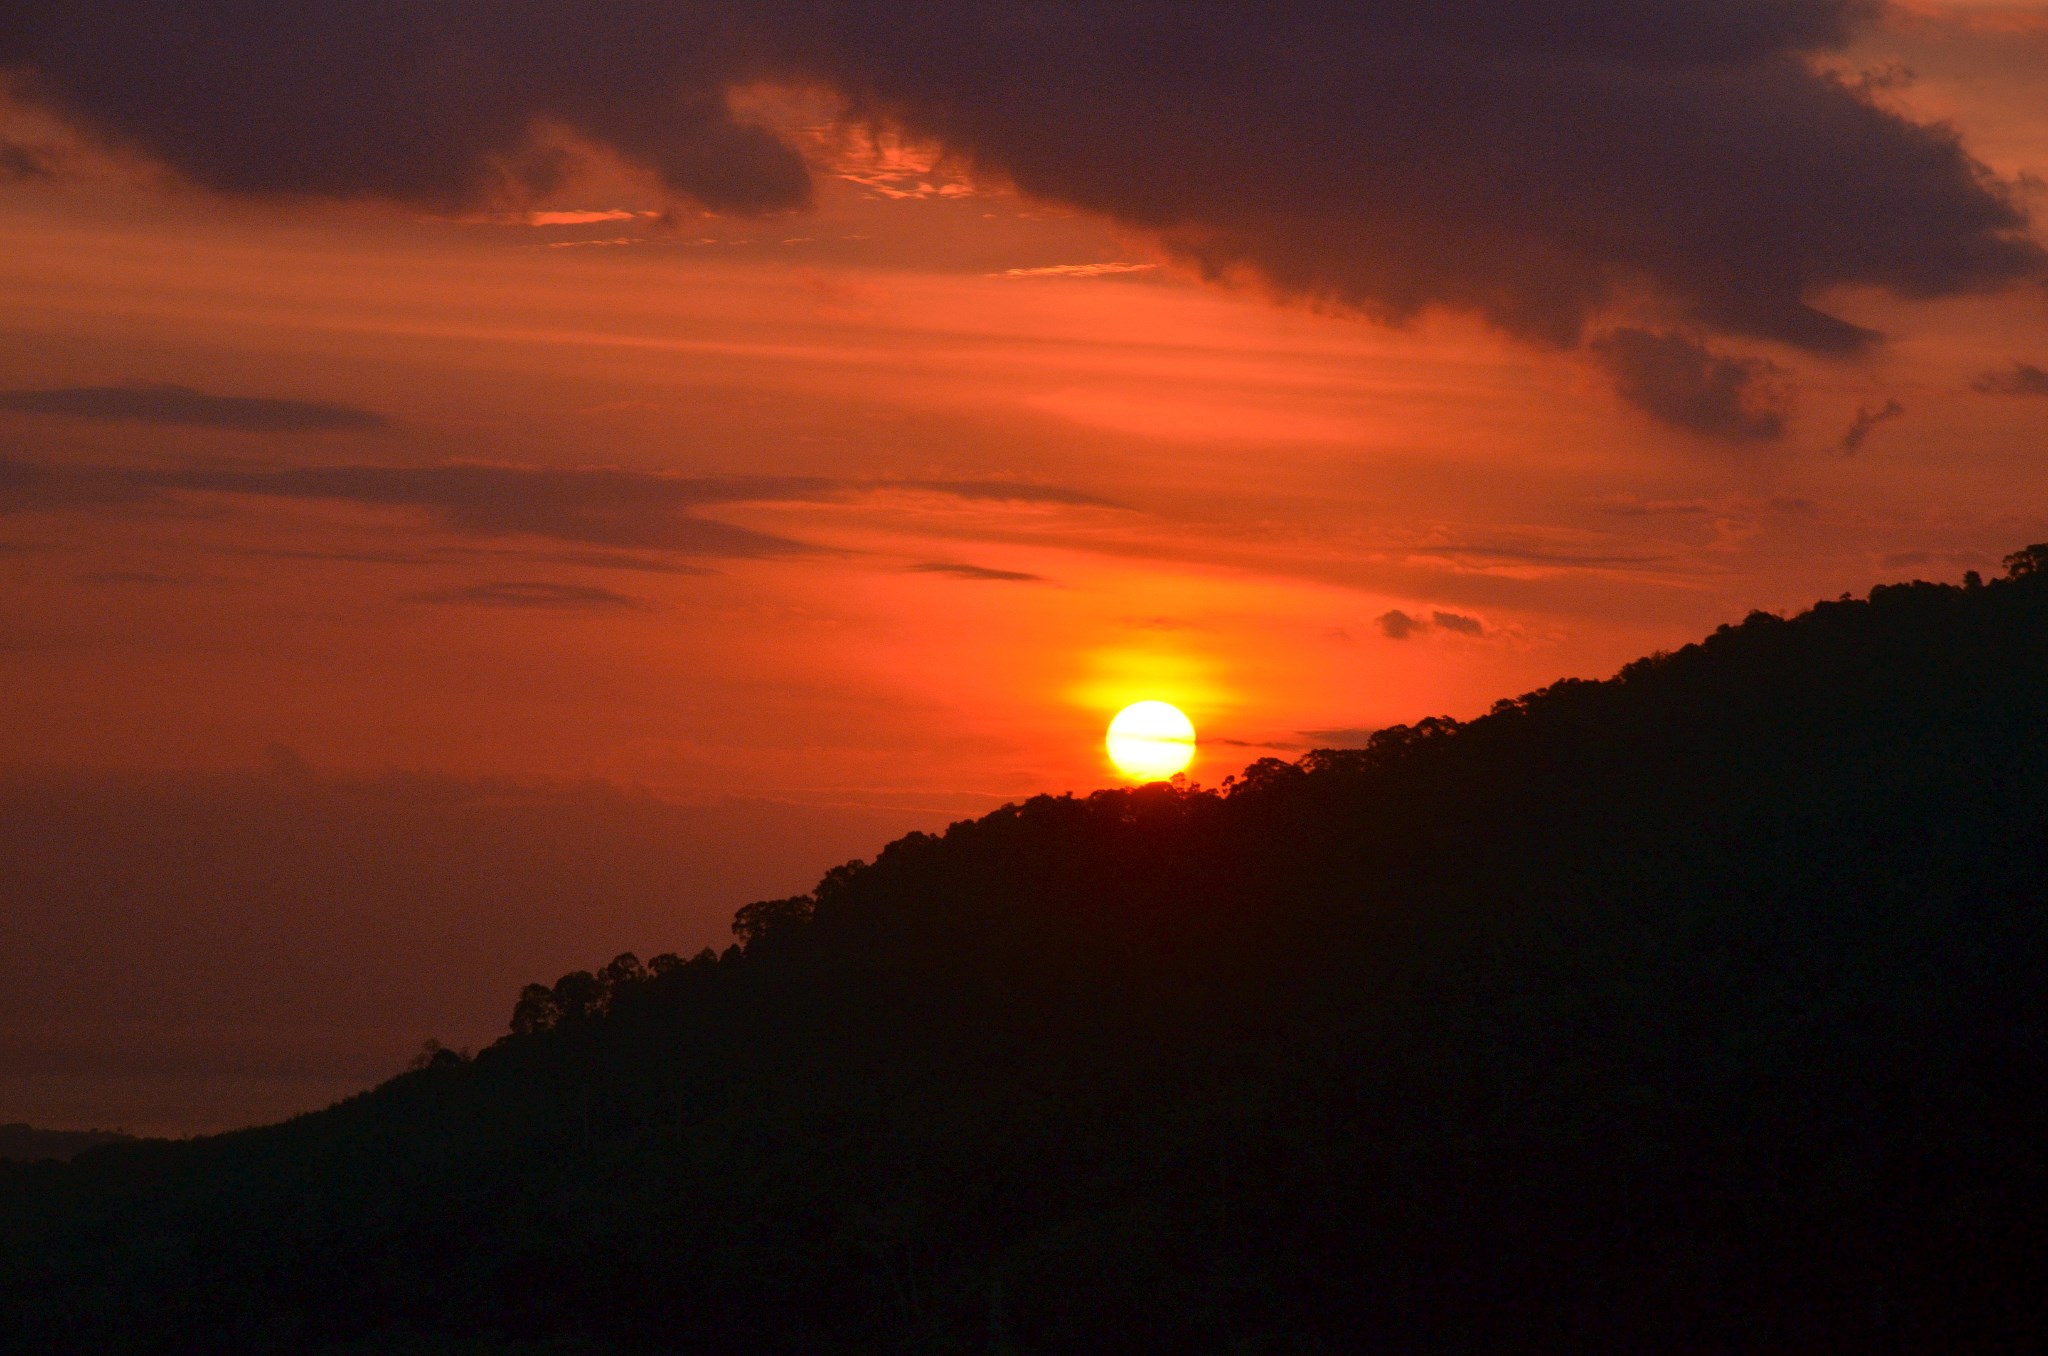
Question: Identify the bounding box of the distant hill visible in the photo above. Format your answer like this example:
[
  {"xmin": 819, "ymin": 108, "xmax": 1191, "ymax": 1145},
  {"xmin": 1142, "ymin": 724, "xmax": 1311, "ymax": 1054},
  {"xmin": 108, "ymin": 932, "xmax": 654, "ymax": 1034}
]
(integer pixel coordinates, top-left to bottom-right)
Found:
[
  {"xmin": 0, "ymin": 1124, "xmax": 131, "ymax": 1164},
  {"xmin": 5, "ymin": 554, "xmax": 2048, "ymax": 1354}
]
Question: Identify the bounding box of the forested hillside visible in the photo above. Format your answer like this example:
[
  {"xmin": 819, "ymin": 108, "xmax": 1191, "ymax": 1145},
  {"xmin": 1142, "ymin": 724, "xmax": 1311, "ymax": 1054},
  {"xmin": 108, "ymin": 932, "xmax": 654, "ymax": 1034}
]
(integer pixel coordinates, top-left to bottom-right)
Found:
[{"xmin": 6, "ymin": 555, "xmax": 2048, "ymax": 1354}]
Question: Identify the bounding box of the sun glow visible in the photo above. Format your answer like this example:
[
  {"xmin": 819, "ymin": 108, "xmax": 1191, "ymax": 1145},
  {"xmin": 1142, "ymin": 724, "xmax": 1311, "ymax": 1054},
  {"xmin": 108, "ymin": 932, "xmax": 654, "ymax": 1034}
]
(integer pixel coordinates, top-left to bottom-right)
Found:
[{"xmin": 1106, "ymin": 700, "xmax": 1196, "ymax": 781}]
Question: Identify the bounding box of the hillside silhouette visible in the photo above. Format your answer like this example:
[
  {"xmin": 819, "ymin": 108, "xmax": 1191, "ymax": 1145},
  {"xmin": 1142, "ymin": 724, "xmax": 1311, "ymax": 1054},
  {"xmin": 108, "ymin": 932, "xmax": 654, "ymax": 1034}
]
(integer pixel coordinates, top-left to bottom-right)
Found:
[
  {"xmin": 6, "ymin": 554, "xmax": 2048, "ymax": 1353},
  {"xmin": 0, "ymin": 1125, "xmax": 132, "ymax": 1164}
]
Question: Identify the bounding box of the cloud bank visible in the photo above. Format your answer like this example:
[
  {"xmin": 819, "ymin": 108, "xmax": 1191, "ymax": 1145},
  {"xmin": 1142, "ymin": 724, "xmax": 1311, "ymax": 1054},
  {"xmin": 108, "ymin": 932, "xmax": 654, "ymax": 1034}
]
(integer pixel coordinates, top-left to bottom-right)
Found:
[{"xmin": 3, "ymin": 5, "xmax": 2037, "ymax": 359}]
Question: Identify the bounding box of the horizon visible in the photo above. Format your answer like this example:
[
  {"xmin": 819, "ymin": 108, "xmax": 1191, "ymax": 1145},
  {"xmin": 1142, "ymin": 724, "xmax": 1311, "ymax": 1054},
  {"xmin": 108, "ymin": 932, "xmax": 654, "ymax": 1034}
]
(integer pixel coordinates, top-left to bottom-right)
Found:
[{"xmin": 6, "ymin": 0, "xmax": 2048, "ymax": 1137}]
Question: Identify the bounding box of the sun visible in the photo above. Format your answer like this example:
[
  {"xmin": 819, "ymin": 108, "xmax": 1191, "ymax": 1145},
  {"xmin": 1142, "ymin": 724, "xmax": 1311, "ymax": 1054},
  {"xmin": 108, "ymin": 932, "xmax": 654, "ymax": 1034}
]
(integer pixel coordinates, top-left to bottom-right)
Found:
[{"xmin": 1106, "ymin": 700, "xmax": 1196, "ymax": 781}]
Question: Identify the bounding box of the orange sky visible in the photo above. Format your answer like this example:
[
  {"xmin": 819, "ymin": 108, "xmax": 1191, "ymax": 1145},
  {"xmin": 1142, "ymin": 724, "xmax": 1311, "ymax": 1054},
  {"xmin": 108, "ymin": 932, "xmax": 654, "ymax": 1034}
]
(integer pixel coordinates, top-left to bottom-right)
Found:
[{"xmin": 4, "ymin": 2, "xmax": 2048, "ymax": 1130}]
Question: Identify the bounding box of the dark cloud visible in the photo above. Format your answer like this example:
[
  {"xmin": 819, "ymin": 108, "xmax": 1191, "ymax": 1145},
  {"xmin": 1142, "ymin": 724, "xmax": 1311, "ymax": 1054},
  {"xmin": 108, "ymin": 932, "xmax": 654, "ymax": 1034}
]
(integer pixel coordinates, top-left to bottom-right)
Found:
[
  {"xmin": 0, "ymin": 138, "xmax": 54, "ymax": 181},
  {"xmin": 1376, "ymin": 609, "xmax": 1423, "ymax": 640},
  {"xmin": 904, "ymin": 561, "xmax": 1044, "ymax": 583},
  {"xmin": 0, "ymin": 384, "xmax": 388, "ymax": 432},
  {"xmin": 2, "ymin": 1, "xmax": 2036, "ymax": 369},
  {"xmin": 408, "ymin": 580, "xmax": 650, "ymax": 611},
  {"xmin": 1840, "ymin": 398, "xmax": 1905, "ymax": 454},
  {"xmin": 1972, "ymin": 362, "xmax": 2048, "ymax": 397},
  {"xmin": 1377, "ymin": 608, "xmax": 1485, "ymax": 640},
  {"xmin": 1590, "ymin": 329, "xmax": 1789, "ymax": 440}
]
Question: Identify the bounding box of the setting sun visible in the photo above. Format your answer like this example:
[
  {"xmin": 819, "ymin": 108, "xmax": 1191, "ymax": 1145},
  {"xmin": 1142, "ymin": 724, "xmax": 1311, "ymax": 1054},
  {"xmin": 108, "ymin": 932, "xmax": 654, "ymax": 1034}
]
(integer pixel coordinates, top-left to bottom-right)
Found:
[{"xmin": 1106, "ymin": 701, "xmax": 1196, "ymax": 781}]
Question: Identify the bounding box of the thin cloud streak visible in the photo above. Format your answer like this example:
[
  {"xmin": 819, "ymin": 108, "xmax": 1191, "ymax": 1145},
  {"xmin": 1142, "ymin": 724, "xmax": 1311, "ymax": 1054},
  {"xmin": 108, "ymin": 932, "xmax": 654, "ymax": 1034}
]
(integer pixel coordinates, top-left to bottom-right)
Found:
[
  {"xmin": 408, "ymin": 581, "xmax": 652, "ymax": 611},
  {"xmin": 142, "ymin": 465, "xmax": 817, "ymax": 556},
  {"xmin": 0, "ymin": 459, "xmax": 1122, "ymax": 558},
  {"xmin": 904, "ymin": 562, "xmax": 1045, "ymax": 583},
  {"xmin": 890, "ymin": 480, "xmax": 1125, "ymax": 509},
  {"xmin": 0, "ymin": 384, "xmax": 388, "ymax": 432},
  {"xmin": 992, "ymin": 263, "xmax": 1157, "ymax": 280}
]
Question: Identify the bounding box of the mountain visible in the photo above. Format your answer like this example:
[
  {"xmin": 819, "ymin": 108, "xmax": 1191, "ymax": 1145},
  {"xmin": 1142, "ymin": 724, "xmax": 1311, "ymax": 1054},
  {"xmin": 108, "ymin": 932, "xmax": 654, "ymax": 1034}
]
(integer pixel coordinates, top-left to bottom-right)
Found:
[{"xmin": 6, "ymin": 554, "xmax": 2048, "ymax": 1354}]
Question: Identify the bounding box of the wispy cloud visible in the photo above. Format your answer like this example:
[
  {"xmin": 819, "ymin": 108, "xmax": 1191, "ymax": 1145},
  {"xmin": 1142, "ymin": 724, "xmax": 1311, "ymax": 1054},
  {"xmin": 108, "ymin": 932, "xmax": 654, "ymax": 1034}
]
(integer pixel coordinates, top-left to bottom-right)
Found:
[
  {"xmin": 1412, "ymin": 541, "xmax": 1670, "ymax": 571},
  {"xmin": 992, "ymin": 263, "xmax": 1157, "ymax": 280},
  {"xmin": 887, "ymin": 479, "xmax": 1125, "ymax": 509},
  {"xmin": 1597, "ymin": 496, "xmax": 1718, "ymax": 518},
  {"xmin": 825, "ymin": 130, "xmax": 981, "ymax": 200},
  {"xmin": 0, "ymin": 384, "xmax": 387, "ymax": 433},
  {"xmin": 135, "ymin": 464, "xmax": 811, "ymax": 555},
  {"xmin": 449, "ymin": 208, "xmax": 657, "ymax": 227},
  {"xmin": 1, "ymin": 460, "xmax": 1120, "ymax": 558},
  {"xmin": 904, "ymin": 562, "xmax": 1045, "ymax": 583},
  {"xmin": 524, "ymin": 209, "xmax": 652, "ymax": 226},
  {"xmin": 1840, "ymin": 399, "xmax": 1905, "ymax": 454},
  {"xmin": 242, "ymin": 545, "xmax": 716, "ymax": 575},
  {"xmin": 408, "ymin": 580, "xmax": 651, "ymax": 611},
  {"xmin": 80, "ymin": 570, "xmax": 214, "ymax": 587}
]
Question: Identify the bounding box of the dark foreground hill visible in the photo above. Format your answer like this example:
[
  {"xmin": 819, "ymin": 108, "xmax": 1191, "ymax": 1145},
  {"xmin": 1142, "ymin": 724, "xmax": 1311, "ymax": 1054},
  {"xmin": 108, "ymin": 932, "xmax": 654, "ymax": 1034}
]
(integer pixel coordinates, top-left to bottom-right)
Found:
[
  {"xmin": 8, "ymin": 557, "xmax": 2048, "ymax": 1355},
  {"xmin": 0, "ymin": 1124, "xmax": 131, "ymax": 1164}
]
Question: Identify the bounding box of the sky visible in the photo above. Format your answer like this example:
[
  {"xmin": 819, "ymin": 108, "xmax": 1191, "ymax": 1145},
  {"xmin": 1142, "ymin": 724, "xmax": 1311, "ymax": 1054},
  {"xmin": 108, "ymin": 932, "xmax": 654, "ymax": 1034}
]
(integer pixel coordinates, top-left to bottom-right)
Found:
[{"xmin": 4, "ymin": 0, "xmax": 2048, "ymax": 1133}]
